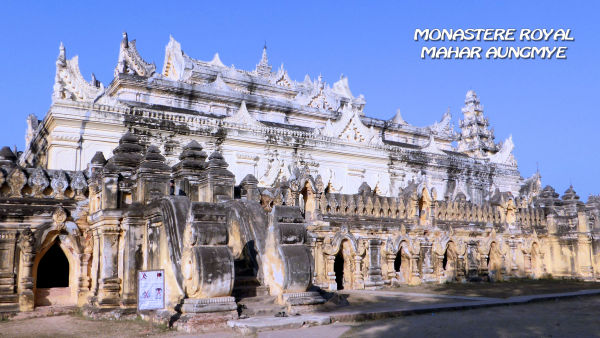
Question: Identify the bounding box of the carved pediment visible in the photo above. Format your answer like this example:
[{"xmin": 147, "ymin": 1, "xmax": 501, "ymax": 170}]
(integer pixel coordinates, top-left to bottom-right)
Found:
[
  {"xmin": 489, "ymin": 135, "xmax": 517, "ymax": 166},
  {"xmin": 315, "ymin": 103, "xmax": 382, "ymax": 146},
  {"xmin": 53, "ymin": 43, "xmax": 104, "ymax": 103},
  {"xmin": 224, "ymin": 100, "xmax": 262, "ymax": 128},
  {"xmin": 421, "ymin": 134, "xmax": 445, "ymax": 155},
  {"xmin": 115, "ymin": 32, "xmax": 156, "ymax": 77},
  {"xmin": 428, "ymin": 110, "xmax": 455, "ymax": 137},
  {"xmin": 272, "ymin": 64, "xmax": 292, "ymax": 88}
]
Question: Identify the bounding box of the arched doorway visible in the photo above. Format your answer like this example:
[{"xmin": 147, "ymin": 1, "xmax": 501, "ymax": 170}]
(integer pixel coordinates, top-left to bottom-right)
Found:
[
  {"xmin": 334, "ymin": 251, "xmax": 344, "ymax": 290},
  {"xmin": 393, "ymin": 245, "xmax": 411, "ymax": 284},
  {"xmin": 394, "ymin": 251, "xmax": 402, "ymax": 272},
  {"xmin": 333, "ymin": 239, "xmax": 355, "ymax": 290},
  {"xmin": 35, "ymin": 241, "xmax": 73, "ymax": 306},
  {"xmin": 442, "ymin": 242, "xmax": 458, "ymax": 282}
]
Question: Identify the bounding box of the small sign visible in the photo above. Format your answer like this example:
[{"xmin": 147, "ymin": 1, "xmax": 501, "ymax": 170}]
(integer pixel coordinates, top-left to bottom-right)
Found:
[{"xmin": 138, "ymin": 270, "xmax": 165, "ymax": 311}]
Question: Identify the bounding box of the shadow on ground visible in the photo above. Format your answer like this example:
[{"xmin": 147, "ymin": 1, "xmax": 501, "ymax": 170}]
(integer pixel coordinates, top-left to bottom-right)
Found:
[
  {"xmin": 343, "ymin": 295, "xmax": 600, "ymax": 338},
  {"xmin": 388, "ymin": 278, "xmax": 600, "ymax": 299}
]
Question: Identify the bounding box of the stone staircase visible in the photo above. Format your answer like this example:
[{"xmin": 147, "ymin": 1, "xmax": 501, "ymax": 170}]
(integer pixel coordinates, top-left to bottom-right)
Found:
[
  {"xmin": 0, "ymin": 293, "xmax": 18, "ymax": 313},
  {"xmin": 232, "ymin": 257, "xmax": 269, "ymax": 300},
  {"xmin": 232, "ymin": 259, "xmax": 285, "ymax": 318},
  {"xmin": 232, "ymin": 275, "xmax": 270, "ymax": 300},
  {"xmin": 237, "ymin": 295, "xmax": 287, "ymax": 318}
]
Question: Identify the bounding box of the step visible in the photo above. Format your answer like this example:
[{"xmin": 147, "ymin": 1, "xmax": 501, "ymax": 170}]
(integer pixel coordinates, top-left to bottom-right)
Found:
[
  {"xmin": 0, "ymin": 303, "xmax": 19, "ymax": 313},
  {"xmin": 237, "ymin": 296, "xmax": 286, "ymax": 318},
  {"xmin": 0, "ymin": 294, "xmax": 18, "ymax": 303},
  {"xmin": 228, "ymin": 314, "xmax": 331, "ymax": 335},
  {"xmin": 232, "ymin": 285, "xmax": 270, "ymax": 299},
  {"xmin": 233, "ymin": 275, "xmax": 261, "ymax": 288}
]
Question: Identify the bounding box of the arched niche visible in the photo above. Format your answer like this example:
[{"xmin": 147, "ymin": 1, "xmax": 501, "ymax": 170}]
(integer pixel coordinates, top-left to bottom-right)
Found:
[
  {"xmin": 393, "ymin": 241, "xmax": 411, "ymax": 284},
  {"xmin": 442, "ymin": 241, "xmax": 458, "ymax": 282},
  {"xmin": 32, "ymin": 234, "xmax": 80, "ymax": 307},
  {"xmin": 334, "ymin": 239, "xmax": 355, "ymax": 290}
]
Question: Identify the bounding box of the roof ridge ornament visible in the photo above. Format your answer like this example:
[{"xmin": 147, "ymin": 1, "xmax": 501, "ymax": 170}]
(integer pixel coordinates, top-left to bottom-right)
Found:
[
  {"xmin": 162, "ymin": 35, "xmax": 190, "ymax": 81},
  {"xmin": 224, "ymin": 100, "xmax": 263, "ymax": 128},
  {"xmin": 421, "ymin": 134, "xmax": 445, "ymax": 155},
  {"xmin": 52, "ymin": 42, "xmax": 104, "ymax": 103},
  {"xmin": 316, "ymin": 102, "xmax": 382, "ymax": 146},
  {"xmin": 429, "ymin": 108, "xmax": 454, "ymax": 137},
  {"xmin": 208, "ymin": 53, "xmax": 226, "ymax": 67},
  {"xmin": 390, "ymin": 109, "xmax": 407, "ymax": 125},
  {"xmin": 255, "ymin": 45, "xmax": 272, "ymax": 77},
  {"xmin": 332, "ymin": 74, "xmax": 353, "ymax": 98},
  {"xmin": 114, "ymin": 32, "xmax": 156, "ymax": 77},
  {"xmin": 205, "ymin": 73, "xmax": 232, "ymax": 92},
  {"xmin": 489, "ymin": 135, "xmax": 517, "ymax": 166}
]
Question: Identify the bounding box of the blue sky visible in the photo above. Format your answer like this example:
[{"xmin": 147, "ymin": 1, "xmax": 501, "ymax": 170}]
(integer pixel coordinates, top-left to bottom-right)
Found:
[{"xmin": 0, "ymin": 1, "xmax": 598, "ymax": 199}]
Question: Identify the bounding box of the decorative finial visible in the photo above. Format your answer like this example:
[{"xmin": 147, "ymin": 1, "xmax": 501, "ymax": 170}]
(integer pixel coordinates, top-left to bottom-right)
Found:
[
  {"xmin": 391, "ymin": 108, "xmax": 406, "ymax": 125},
  {"xmin": 255, "ymin": 42, "xmax": 272, "ymax": 76},
  {"xmin": 57, "ymin": 42, "xmax": 66, "ymax": 66},
  {"xmin": 122, "ymin": 32, "xmax": 128, "ymax": 48}
]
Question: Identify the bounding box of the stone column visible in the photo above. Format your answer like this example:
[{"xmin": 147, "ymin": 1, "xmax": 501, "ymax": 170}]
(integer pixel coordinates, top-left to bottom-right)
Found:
[
  {"xmin": 478, "ymin": 252, "xmax": 489, "ymax": 280},
  {"xmin": 306, "ymin": 236, "xmax": 320, "ymax": 286},
  {"xmin": 97, "ymin": 219, "xmax": 121, "ymax": 307},
  {"xmin": 364, "ymin": 239, "xmax": 384, "ymax": 289},
  {"xmin": 353, "ymin": 255, "xmax": 364, "ymax": 289},
  {"xmin": 386, "ymin": 253, "xmax": 396, "ymax": 283},
  {"xmin": 456, "ymin": 254, "xmax": 466, "ymax": 282},
  {"xmin": 523, "ymin": 253, "xmax": 532, "ymax": 278},
  {"xmin": 17, "ymin": 229, "xmax": 35, "ymax": 311},
  {"xmin": 410, "ymin": 255, "xmax": 421, "ymax": 285},
  {"xmin": 420, "ymin": 243, "xmax": 435, "ymax": 282},
  {"xmin": 435, "ymin": 254, "xmax": 445, "ymax": 282},
  {"xmin": 88, "ymin": 228, "xmax": 101, "ymax": 300},
  {"xmin": 577, "ymin": 234, "xmax": 594, "ymax": 280},
  {"xmin": 0, "ymin": 231, "xmax": 18, "ymax": 312},
  {"xmin": 326, "ymin": 254, "xmax": 337, "ymax": 291},
  {"xmin": 508, "ymin": 242, "xmax": 518, "ymax": 279},
  {"xmin": 78, "ymin": 251, "xmax": 91, "ymax": 306},
  {"xmin": 120, "ymin": 214, "xmax": 144, "ymax": 309}
]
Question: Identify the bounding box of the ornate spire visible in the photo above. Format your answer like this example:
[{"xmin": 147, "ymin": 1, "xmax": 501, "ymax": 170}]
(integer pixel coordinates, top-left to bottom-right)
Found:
[
  {"xmin": 57, "ymin": 42, "xmax": 66, "ymax": 67},
  {"xmin": 121, "ymin": 32, "xmax": 128, "ymax": 48},
  {"xmin": 457, "ymin": 90, "xmax": 498, "ymax": 157},
  {"xmin": 255, "ymin": 45, "xmax": 272, "ymax": 77}
]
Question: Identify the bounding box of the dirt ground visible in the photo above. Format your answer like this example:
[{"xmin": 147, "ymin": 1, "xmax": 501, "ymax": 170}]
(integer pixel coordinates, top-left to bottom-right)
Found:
[
  {"xmin": 3, "ymin": 296, "xmax": 600, "ymax": 337},
  {"xmin": 2, "ymin": 280, "xmax": 600, "ymax": 338}
]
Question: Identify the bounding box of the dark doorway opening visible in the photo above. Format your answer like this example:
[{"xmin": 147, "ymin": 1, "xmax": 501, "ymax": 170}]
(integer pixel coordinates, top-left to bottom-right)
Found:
[
  {"xmin": 37, "ymin": 242, "xmax": 69, "ymax": 288},
  {"xmin": 334, "ymin": 251, "xmax": 344, "ymax": 290},
  {"xmin": 394, "ymin": 251, "xmax": 402, "ymax": 272},
  {"xmin": 443, "ymin": 249, "xmax": 448, "ymax": 270}
]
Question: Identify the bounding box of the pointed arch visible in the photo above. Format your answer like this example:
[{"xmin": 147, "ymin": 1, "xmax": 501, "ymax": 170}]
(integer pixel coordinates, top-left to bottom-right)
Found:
[
  {"xmin": 328, "ymin": 229, "xmax": 359, "ymax": 255},
  {"xmin": 32, "ymin": 232, "xmax": 81, "ymax": 306}
]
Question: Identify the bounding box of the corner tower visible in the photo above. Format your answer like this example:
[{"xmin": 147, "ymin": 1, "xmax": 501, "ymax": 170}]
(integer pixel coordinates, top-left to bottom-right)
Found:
[{"xmin": 457, "ymin": 90, "xmax": 498, "ymax": 157}]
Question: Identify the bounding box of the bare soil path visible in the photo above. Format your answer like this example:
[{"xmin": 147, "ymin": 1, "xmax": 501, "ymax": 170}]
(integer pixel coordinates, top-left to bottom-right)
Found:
[{"xmin": 2, "ymin": 280, "xmax": 600, "ymax": 337}]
